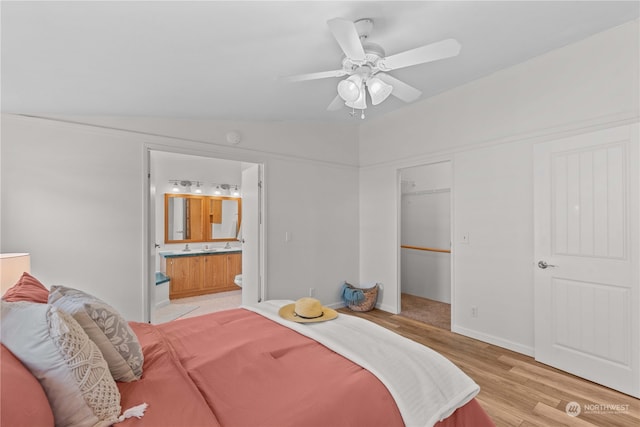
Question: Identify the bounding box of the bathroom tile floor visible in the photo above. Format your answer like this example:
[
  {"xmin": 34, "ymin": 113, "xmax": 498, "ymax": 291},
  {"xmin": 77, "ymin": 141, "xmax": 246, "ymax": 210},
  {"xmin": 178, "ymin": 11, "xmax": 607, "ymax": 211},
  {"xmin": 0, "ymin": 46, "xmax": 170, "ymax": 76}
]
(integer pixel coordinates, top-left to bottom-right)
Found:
[{"xmin": 152, "ymin": 290, "xmax": 242, "ymax": 323}]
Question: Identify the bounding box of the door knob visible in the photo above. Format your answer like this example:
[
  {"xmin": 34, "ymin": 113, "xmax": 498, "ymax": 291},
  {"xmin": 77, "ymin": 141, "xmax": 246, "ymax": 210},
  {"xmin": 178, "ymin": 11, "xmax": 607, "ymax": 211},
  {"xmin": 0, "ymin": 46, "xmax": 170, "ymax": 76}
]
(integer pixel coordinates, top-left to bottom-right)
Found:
[{"xmin": 537, "ymin": 260, "xmax": 557, "ymax": 269}]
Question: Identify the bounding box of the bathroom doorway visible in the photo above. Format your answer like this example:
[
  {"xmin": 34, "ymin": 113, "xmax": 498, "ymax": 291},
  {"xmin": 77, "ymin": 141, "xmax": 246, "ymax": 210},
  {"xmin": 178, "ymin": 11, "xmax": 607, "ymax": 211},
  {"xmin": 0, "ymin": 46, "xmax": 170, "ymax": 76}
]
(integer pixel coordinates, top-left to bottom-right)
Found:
[
  {"xmin": 146, "ymin": 149, "xmax": 263, "ymax": 323},
  {"xmin": 398, "ymin": 161, "xmax": 452, "ymax": 330}
]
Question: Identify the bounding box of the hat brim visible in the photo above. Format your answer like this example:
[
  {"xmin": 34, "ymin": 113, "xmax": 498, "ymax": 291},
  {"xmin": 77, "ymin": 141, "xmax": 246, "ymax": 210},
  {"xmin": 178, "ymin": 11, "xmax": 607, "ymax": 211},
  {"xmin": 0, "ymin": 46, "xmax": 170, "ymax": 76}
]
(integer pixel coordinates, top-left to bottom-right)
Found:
[{"xmin": 278, "ymin": 303, "xmax": 338, "ymax": 323}]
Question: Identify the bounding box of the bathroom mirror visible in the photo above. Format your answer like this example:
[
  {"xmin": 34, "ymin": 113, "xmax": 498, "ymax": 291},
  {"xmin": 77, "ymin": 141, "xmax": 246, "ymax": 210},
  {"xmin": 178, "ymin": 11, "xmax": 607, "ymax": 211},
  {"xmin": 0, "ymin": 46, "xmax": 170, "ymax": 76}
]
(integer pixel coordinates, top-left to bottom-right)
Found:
[{"xmin": 165, "ymin": 194, "xmax": 241, "ymax": 243}]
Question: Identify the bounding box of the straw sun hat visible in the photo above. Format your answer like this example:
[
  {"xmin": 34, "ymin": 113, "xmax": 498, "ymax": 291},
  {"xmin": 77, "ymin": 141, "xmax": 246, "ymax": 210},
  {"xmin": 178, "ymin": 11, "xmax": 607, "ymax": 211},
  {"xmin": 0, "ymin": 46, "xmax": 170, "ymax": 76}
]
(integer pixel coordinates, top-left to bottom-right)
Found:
[{"xmin": 278, "ymin": 298, "xmax": 338, "ymax": 323}]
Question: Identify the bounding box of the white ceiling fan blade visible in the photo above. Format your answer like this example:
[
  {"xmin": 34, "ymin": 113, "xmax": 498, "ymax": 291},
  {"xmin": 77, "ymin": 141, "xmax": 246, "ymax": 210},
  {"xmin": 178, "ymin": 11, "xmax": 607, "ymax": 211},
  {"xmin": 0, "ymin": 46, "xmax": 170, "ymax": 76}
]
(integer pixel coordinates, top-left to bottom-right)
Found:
[
  {"xmin": 327, "ymin": 18, "xmax": 366, "ymax": 60},
  {"xmin": 282, "ymin": 69, "xmax": 347, "ymax": 82},
  {"xmin": 376, "ymin": 73, "xmax": 422, "ymax": 103},
  {"xmin": 327, "ymin": 95, "xmax": 344, "ymax": 111},
  {"xmin": 379, "ymin": 39, "xmax": 461, "ymax": 71}
]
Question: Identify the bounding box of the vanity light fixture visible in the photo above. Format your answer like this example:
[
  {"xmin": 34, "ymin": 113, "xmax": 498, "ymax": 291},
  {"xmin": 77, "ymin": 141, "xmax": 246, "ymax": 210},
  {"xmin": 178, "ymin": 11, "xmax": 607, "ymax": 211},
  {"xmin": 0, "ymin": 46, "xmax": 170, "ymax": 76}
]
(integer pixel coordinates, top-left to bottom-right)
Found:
[
  {"xmin": 169, "ymin": 180, "xmax": 203, "ymax": 193},
  {"xmin": 169, "ymin": 180, "xmax": 240, "ymax": 196},
  {"xmin": 212, "ymin": 183, "xmax": 241, "ymax": 197}
]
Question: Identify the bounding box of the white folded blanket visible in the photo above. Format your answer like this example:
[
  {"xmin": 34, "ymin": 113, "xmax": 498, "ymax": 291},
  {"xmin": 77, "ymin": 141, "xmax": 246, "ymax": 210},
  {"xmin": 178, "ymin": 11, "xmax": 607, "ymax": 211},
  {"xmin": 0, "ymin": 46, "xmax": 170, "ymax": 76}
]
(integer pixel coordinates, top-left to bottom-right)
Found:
[{"xmin": 244, "ymin": 300, "xmax": 480, "ymax": 427}]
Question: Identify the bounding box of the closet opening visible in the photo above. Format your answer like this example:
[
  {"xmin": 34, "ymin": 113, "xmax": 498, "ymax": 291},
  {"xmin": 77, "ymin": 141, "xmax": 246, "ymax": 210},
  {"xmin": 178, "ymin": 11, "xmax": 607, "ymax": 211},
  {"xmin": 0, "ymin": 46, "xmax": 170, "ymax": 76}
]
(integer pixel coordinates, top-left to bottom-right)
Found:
[{"xmin": 398, "ymin": 161, "xmax": 452, "ymax": 330}]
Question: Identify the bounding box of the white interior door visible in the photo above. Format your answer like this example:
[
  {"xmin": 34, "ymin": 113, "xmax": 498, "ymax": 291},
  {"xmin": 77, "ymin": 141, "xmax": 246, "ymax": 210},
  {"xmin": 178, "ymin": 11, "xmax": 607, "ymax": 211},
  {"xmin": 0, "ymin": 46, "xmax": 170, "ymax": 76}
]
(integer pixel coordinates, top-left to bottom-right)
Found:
[
  {"xmin": 534, "ymin": 124, "xmax": 639, "ymax": 397},
  {"xmin": 241, "ymin": 164, "xmax": 263, "ymax": 305},
  {"xmin": 145, "ymin": 149, "xmax": 156, "ymax": 322}
]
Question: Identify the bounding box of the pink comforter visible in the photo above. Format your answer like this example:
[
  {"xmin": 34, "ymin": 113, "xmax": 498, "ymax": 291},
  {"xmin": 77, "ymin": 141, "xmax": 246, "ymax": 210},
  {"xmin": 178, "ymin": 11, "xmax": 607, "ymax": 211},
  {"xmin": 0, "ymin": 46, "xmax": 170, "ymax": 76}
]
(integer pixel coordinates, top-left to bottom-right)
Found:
[{"xmin": 118, "ymin": 309, "xmax": 493, "ymax": 427}]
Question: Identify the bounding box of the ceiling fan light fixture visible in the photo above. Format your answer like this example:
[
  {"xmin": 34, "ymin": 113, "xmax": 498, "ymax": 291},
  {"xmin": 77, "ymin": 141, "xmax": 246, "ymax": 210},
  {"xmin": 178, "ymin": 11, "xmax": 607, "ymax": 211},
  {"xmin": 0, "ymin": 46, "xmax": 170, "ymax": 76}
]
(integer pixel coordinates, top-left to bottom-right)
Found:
[
  {"xmin": 337, "ymin": 75, "xmax": 363, "ymax": 102},
  {"xmin": 285, "ymin": 17, "xmax": 462, "ymax": 116},
  {"xmin": 367, "ymin": 77, "xmax": 393, "ymax": 105},
  {"xmin": 345, "ymin": 83, "xmax": 367, "ymax": 110}
]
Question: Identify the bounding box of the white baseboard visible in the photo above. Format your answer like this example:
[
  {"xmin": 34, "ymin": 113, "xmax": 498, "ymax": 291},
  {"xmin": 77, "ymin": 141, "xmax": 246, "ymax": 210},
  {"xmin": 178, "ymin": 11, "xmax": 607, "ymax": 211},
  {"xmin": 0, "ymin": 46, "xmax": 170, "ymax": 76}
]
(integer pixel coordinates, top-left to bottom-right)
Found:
[
  {"xmin": 155, "ymin": 300, "xmax": 170, "ymax": 309},
  {"xmin": 376, "ymin": 302, "xmax": 397, "ymax": 314},
  {"xmin": 327, "ymin": 301, "xmax": 346, "ymax": 309},
  {"xmin": 452, "ymin": 325, "xmax": 534, "ymax": 357}
]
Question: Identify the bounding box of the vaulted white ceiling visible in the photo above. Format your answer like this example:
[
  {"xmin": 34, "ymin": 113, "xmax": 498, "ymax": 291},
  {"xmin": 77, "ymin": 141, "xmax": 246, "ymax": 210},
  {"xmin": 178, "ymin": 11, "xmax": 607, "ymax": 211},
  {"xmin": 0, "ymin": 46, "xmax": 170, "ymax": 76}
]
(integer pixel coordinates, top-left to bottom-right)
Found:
[{"xmin": 2, "ymin": 1, "xmax": 638, "ymax": 122}]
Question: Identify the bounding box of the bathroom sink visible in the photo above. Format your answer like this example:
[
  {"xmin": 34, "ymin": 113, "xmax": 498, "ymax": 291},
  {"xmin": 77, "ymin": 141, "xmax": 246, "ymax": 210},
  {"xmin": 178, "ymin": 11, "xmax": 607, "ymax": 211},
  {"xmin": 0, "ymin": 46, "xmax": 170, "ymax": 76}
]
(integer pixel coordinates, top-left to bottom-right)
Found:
[
  {"xmin": 160, "ymin": 248, "xmax": 240, "ymax": 257},
  {"xmin": 166, "ymin": 249, "xmax": 208, "ymax": 255}
]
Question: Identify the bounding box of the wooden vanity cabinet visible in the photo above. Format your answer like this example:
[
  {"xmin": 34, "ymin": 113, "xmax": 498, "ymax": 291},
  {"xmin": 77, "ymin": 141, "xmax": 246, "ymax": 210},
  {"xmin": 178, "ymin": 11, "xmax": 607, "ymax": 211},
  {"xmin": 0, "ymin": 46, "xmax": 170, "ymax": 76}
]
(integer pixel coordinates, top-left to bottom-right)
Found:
[
  {"xmin": 202, "ymin": 255, "xmax": 226, "ymax": 291},
  {"xmin": 164, "ymin": 252, "xmax": 242, "ymax": 299},
  {"xmin": 165, "ymin": 256, "xmax": 202, "ymax": 298}
]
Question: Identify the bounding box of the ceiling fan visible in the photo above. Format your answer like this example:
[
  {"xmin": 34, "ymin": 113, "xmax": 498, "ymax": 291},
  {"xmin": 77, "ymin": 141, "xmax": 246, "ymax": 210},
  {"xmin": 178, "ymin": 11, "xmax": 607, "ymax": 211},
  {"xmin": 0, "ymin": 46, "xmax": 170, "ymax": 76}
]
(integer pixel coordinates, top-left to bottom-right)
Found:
[{"xmin": 284, "ymin": 18, "xmax": 462, "ymax": 115}]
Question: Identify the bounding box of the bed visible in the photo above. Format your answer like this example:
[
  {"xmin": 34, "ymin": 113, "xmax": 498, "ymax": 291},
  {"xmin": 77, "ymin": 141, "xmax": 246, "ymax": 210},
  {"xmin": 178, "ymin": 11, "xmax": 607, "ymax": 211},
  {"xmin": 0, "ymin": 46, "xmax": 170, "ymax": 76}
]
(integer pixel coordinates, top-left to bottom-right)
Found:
[{"xmin": 1, "ymin": 275, "xmax": 494, "ymax": 427}]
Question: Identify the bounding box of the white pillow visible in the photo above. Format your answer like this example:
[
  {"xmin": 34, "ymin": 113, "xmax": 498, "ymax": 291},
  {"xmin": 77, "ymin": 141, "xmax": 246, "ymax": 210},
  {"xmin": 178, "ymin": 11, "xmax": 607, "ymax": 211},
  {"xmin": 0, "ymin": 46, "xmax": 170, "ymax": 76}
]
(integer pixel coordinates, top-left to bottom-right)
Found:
[
  {"xmin": 0, "ymin": 300, "xmax": 121, "ymax": 427},
  {"xmin": 48, "ymin": 285, "xmax": 143, "ymax": 382}
]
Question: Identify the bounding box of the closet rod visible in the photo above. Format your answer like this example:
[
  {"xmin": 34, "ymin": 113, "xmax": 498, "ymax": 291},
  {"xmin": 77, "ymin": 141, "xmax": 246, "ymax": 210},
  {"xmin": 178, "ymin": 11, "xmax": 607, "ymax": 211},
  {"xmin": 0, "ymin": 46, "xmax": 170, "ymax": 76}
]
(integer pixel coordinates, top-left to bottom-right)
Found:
[
  {"xmin": 400, "ymin": 245, "xmax": 451, "ymax": 254},
  {"xmin": 402, "ymin": 188, "xmax": 450, "ymax": 197}
]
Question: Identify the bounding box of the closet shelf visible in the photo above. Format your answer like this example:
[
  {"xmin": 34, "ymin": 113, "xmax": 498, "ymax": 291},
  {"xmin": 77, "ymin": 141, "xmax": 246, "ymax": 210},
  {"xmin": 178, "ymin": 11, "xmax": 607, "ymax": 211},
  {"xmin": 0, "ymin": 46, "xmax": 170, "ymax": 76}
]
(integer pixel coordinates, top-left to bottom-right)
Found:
[{"xmin": 400, "ymin": 245, "xmax": 451, "ymax": 254}]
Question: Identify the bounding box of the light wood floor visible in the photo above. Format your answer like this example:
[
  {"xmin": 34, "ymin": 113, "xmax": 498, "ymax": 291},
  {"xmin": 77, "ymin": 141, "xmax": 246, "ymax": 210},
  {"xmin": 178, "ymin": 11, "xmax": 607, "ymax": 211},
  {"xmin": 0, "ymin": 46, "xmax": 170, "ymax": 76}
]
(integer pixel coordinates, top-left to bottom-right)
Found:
[{"xmin": 338, "ymin": 307, "xmax": 639, "ymax": 427}]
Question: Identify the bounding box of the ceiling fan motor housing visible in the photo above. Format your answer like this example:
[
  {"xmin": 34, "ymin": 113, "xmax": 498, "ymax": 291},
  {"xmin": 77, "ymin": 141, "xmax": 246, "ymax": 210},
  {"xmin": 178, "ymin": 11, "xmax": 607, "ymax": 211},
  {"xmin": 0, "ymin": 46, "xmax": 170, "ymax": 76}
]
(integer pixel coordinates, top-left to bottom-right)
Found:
[{"xmin": 342, "ymin": 46, "xmax": 385, "ymax": 74}]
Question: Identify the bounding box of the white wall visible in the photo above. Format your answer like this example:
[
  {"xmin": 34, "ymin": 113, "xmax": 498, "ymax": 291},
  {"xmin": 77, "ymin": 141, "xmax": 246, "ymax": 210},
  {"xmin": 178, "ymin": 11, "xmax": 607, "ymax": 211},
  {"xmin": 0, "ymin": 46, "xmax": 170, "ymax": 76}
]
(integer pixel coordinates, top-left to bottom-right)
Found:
[
  {"xmin": 359, "ymin": 19, "xmax": 639, "ymax": 354},
  {"xmin": 1, "ymin": 114, "xmax": 360, "ymax": 321},
  {"xmin": 45, "ymin": 116, "xmax": 360, "ymax": 167},
  {"xmin": 0, "ymin": 118, "xmax": 144, "ymax": 319},
  {"xmin": 452, "ymin": 143, "xmax": 534, "ymax": 353},
  {"xmin": 265, "ymin": 158, "xmax": 359, "ymax": 304}
]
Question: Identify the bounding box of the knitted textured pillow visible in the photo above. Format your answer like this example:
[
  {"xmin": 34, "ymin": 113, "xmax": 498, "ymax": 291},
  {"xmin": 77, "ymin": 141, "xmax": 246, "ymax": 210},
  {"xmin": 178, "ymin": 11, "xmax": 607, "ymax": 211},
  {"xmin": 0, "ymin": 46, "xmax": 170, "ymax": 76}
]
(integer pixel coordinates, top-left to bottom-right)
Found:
[
  {"xmin": 48, "ymin": 285, "xmax": 143, "ymax": 382},
  {"xmin": 0, "ymin": 301, "xmax": 121, "ymax": 427}
]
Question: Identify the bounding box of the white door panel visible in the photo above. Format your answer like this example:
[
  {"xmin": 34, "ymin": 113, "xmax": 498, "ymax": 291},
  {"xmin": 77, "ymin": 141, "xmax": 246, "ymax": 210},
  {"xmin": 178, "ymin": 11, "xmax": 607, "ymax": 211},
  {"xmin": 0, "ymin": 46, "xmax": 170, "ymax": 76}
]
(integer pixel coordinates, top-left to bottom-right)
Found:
[
  {"xmin": 552, "ymin": 145, "xmax": 626, "ymax": 258},
  {"xmin": 534, "ymin": 124, "xmax": 639, "ymax": 397},
  {"xmin": 241, "ymin": 164, "xmax": 263, "ymax": 305}
]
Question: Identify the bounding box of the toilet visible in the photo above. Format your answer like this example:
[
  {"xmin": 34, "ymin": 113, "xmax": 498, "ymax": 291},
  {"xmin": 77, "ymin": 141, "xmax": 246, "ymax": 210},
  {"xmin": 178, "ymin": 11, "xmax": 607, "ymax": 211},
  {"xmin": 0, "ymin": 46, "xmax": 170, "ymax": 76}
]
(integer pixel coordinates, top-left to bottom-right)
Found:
[{"xmin": 234, "ymin": 274, "xmax": 242, "ymax": 287}]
